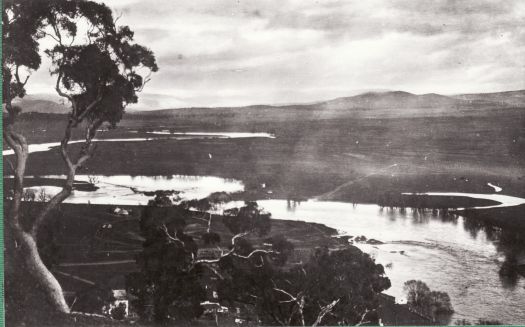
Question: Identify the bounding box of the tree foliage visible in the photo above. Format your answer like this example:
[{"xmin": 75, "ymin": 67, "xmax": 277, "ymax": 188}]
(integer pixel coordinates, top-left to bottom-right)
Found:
[
  {"xmin": 128, "ymin": 197, "xmax": 391, "ymax": 326},
  {"xmin": 127, "ymin": 200, "xmax": 205, "ymax": 323},
  {"xmin": 218, "ymin": 246, "xmax": 390, "ymax": 326},
  {"xmin": 223, "ymin": 201, "xmax": 271, "ymax": 236},
  {"xmin": 403, "ymin": 280, "xmax": 454, "ymax": 320},
  {"xmin": 202, "ymin": 232, "xmax": 221, "ymax": 245},
  {"xmin": 265, "ymin": 235, "xmax": 295, "ymax": 266},
  {"xmin": 2, "ymin": 0, "xmax": 48, "ymax": 102}
]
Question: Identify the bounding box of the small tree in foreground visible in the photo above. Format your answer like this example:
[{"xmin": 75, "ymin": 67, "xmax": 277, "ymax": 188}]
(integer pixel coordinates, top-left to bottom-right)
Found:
[{"xmin": 403, "ymin": 280, "xmax": 454, "ymax": 321}]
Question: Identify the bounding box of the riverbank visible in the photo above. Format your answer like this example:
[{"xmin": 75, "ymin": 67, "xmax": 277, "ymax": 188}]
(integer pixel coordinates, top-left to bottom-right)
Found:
[
  {"xmin": 7, "ymin": 200, "xmax": 344, "ymax": 326},
  {"xmin": 10, "ymin": 197, "xmax": 524, "ymax": 326},
  {"xmin": 459, "ymin": 204, "xmax": 525, "ymax": 231},
  {"xmin": 7, "ymin": 171, "xmax": 525, "ymax": 235},
  {"xmin": 12, "ymin": 200, "xmax": 343, "ymax": 290},
  {"xmin": 16, "ymin": 200, "xmax": 402, "ymax": 326}
]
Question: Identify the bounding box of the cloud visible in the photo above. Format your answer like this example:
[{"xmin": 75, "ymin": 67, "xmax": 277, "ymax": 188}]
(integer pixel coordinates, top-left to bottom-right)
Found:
[{"xmin": 25, "ymin": 0, "xmax": 525, "ymax": 109}]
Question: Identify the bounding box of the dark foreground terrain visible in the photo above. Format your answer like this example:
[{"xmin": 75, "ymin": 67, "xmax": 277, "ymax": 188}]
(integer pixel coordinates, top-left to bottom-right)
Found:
[{"xmin": 7, "ymin": 201, "xmax": 346, "ymax": 326}]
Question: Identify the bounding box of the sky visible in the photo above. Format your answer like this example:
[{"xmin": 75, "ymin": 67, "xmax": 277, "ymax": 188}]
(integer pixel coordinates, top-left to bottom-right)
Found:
[{"xmin": 27, "ymin": 0, "xmax": 525, "ymax": 109}]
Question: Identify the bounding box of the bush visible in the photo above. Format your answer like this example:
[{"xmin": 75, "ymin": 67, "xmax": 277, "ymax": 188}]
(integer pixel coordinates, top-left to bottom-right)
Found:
[
  {"xmin": 223, "ymin": 201, "xmax": 271, "ymax": 236},
  {"xmin": 127, "ymin": 200, "xmax": 205, "ymax": 323},
  {"xmin": 202, "ymin": 232, "xmax": 221, "ymax": 245},
  {"xmin": 110, "ymin": 302, "xmax": 127, "ymax": 320},
  {"xmin": 265, "ymin": 235, "xmax": 294, "ymax": 265},
  {"xmin": 403, "ymin": 280, "xmax": 454, "ymax": 320}
]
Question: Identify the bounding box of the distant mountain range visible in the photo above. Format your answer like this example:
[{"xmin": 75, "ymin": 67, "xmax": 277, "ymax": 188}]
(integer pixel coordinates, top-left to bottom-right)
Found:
[
  {"xmin": 453, "ymin": 90, "xmax": 525, "ymax": 107},
  {"xmin": 12, "ymin": 94, "xmax": 70, "ymax": 114},
  {"xmin": 317, "ymin": 91, "xmax": 468, "ymax": 110},
  {"xmin": 12, "ymin": 90, "xmax": 525, "ymax": 115},
  {"xmin": 302, "ymin": 90, "xmax": 525, "ymax": 111}
]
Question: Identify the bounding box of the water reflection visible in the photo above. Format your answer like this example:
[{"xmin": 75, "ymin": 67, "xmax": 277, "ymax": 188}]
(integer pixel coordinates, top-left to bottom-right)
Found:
[
  {"xmin": 251, "ymin": 200, "xmax": 525, "ymax": 325},
  {"xmin": 286, "ymin": 199, "xmax": 302, "ymax": 211},
  {"xmin": 17, "ymin": 175, "xmax": 244, "ymax": 205}
]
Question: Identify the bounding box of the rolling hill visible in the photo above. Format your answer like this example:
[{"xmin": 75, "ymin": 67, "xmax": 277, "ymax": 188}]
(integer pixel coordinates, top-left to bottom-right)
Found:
[
  {"xmin": 13, "ymin": 94, "xmax": 70, "ymax": 114},
  {"xmin": 453, "ymin": 90, "xmax": 525, "ymax": 107},
  {"xmin": 316, "ymin": 91, "xmax": 470, "ymax": 110},
  {"xmin": 12, "ymin": 90, "xmax": 525, "ymax": 118}
]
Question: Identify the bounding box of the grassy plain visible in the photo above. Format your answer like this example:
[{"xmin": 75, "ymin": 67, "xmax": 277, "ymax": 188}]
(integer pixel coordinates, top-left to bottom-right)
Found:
[
  {"xmin": 4, "ymin": 95, "xmax": 525, "ymax": 325},
  {"xmin": 9, "ymin": 106, "xmax": 525, "ymax": 200},
  {"xmin": 5, "ymin": 103, "xmax": 525, "ymax": 230}
]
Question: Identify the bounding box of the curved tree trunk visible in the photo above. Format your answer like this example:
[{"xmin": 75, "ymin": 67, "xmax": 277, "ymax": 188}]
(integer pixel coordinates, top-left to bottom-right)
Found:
[
  {"xmin": 4, "ymin": 122, "xmax": 70, "ymax": 314},
  {"xmin": 14, "ymin": 228, "xmax": 71, "ymax": 313}
]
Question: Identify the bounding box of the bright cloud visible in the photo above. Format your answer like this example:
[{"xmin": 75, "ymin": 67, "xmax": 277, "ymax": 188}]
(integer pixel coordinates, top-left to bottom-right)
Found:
[{"xmin": 26, "ymin": 0, "xmax": 525, "ymax": 109}]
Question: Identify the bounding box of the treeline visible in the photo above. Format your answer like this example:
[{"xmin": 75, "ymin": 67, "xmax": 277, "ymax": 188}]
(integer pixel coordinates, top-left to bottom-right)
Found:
[{"xmin": 124, "ymin": 195, "xmax": 391, "ymax": 325}]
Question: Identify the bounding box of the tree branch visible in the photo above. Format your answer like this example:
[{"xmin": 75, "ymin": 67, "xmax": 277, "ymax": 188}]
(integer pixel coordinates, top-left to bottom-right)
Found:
[
  {"xmin": 272, "ymin": 285, "xmax": 305, "ymax": 326},
  {"xmin": 55, "ymin": 70, "xmax": 72, "ymax": 102},
  {"xmin": 273, "ymin": 287, "xmax": 297, "ymax": 302},
  {"xmin": 200, "ymin": 264, "xmax": 224, "ymax": 280},
  {"xmin": 43, "ymin": 31, "xmax": 61, "ymax": 43},
  {"xmin": 312, "ymin": 299, "xmax": 340, "ymax": 327},
  {"xmin": 195, "ymin": 245, "xmax": 277, "ymax": 265},
  {"xmin": 231, "ymin": 231, "xmax": 250, "ymax": 246},
  {"xmin": 14, "ymin": 65, "xmax": 31, "ymax": 88},
  {"xmin": 5, "ymin": 157, "xmax": 16, "ymax": 175},
  {"xmin": 30, "ymin": 174, "xmax": 74, "ymax": 238},
  {"xmin": 136, "ymin": 71, "xmax": 152, "ymax": 92},
  {"xmin": 3, "ymin": 127, "xmax": 28, "ymax": 231},
  {"xmin": 355, "ymin": 308, "xmax": 372, "ymax": 326},
  {"xmin": 30, "ymin": 116, "xmax": 101, "ymax": 237},
  {"xmin": 160, "ymin": 224, "xmax": 185, "ymax": 246},
  {"xmin": 232, "ymin": 249, "xmax": 276, "ymax": 260},
  {"xmin": 75, "ymin": 94, "xmax": 103, "ymax": 125},
  {"xmin": 60, "ymin": 119, "xmax": 76, "ymax": 171}
]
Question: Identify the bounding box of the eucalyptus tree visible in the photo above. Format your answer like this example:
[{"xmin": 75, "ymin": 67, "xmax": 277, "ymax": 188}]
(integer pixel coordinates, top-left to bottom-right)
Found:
[
  {"xmin": 217, "ymin": 246, "xmax": 391, "ymax": 326},
  {"xmin": 3, "ymin": 0, "xmax": 157, "ymax": 314}
]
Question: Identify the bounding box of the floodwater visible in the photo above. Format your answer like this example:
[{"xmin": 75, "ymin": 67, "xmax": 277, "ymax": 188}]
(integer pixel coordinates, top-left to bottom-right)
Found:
[
  {"xmin": 145, "ymin": 130, "xmax": 276, "ymax": 138},
  {"xmin": 22, "ymin": 175, "xmax": 244, "ymax": 205},
  {"xmin": 2, "ymin": 131, "xmax": 275, "ymax": 156},
  {"xmin": 251, "ymin": 199, "xmax": 525, "ymax": 325},
  {"xmin": 13, "ymin": 172, "xmax": 525, "ymax": 324}
]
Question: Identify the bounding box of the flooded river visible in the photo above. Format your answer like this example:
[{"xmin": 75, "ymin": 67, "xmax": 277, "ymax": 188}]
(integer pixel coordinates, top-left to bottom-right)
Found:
[
  {"xmin": 21, "ymin": 175, "xmax": 244, "ymax": 205},
  {"xmin": 9, "ymin": 173, "xmax": 525, "ymax": 324},
  {"xmin": 254, "ymin": 199, "xmax": 525, "ymax": 324},
  {"xmin": 2, "ymin": 131, "xmax": 275, "ymax": 156}
]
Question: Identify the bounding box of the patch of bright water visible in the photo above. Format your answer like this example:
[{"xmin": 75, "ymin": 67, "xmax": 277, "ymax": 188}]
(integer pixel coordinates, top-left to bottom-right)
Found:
[
  {"xmin": 22, "ymin": 175, "xmax": 244, "ymax": 205},
  {"xmin": 487, "ymin": 182, "xmax": 503, "ymax": 193},
  {"xmin": 14, "ymin": 174, "xmax": 525, "ymax": 324},
  {"xmin": 246, "ymin": 199, "xmax": 525, "ymax": 325},
  {"xmin": 145, "ymin": 131, "xmax": 276, "ymax": 138},
  {"xmin": 2, "ymin": 132, "xmax": 275, "ymax": 156}
]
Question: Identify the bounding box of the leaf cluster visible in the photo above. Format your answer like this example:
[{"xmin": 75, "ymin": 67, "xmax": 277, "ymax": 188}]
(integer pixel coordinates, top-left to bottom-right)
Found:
[{"xmin": 223, "ymin": 201, "xmax": 271, "ymax": 236}]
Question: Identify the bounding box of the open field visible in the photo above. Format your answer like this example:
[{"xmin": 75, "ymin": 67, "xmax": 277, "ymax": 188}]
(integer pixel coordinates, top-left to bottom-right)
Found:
[
  {"xmin": 6, "ymin": 104, "xmax": 525, "ymax": 224},
  {"xmin": 11, "ymin": 201, "xmax": 341, "ymax": 291},
  {"xmin": 5, "ymin": 92, "xmax": 525, "ymax": 325}
]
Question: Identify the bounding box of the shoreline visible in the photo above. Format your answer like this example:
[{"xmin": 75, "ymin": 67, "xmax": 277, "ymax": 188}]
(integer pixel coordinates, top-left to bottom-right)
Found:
[
  {"xmin": 6, "ymin": 174, "xmax": 525, "ymax": 233},
  {"xmin": 8, "ymin": 189, "xmax": 525, "ymax": 325}
]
